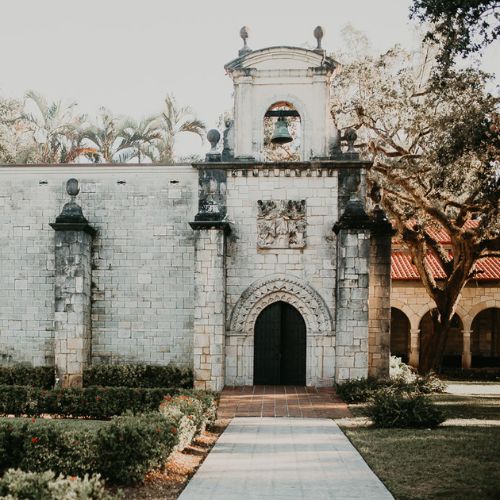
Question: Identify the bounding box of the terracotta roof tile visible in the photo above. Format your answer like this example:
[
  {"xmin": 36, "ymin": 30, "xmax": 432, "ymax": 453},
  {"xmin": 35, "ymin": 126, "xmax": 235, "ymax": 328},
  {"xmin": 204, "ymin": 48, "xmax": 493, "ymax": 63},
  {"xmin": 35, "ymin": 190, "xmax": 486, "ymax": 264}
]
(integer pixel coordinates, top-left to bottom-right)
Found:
[{"xmin": 391, "ymin": 251, "xmax": 500, "ymax": 281}]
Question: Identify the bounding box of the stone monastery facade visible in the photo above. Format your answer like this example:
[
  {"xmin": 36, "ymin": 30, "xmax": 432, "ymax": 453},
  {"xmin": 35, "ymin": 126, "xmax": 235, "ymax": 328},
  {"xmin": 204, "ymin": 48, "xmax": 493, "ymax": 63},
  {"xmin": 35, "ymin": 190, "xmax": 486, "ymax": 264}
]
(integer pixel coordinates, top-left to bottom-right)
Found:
[{"xmin": 1, "ymin": 31, "xmax": 397, "ymax": 390}]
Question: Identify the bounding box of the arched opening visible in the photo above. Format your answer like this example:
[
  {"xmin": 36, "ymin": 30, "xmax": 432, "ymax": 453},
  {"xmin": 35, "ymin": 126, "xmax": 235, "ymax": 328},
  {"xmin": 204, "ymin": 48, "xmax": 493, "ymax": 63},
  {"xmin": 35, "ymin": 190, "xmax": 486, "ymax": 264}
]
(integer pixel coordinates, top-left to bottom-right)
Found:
[
  {"xmin": 253, "ymin": 301, "xmax": 306, "ymax": 385},
  {"xmin": 391, "ymin": 308, "xmax": 410, "ymax": 362},
  {"xmin": 263, "ymin": 101, "xmax": 302, "ymax": 162},
  {"xmin": 471, "ymin": 308, "xmax": 500, "ymax": 367},
  {"xmin": 419, "ymin": 310, "xmax": 463, "ymax": 368}
]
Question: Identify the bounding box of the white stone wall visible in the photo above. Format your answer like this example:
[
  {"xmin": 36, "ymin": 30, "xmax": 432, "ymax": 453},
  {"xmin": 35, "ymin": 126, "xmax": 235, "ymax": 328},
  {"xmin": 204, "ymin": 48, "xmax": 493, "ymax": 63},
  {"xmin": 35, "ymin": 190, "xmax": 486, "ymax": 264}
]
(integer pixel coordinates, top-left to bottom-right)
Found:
[
  {"xmin": 224, "ymin": 166, "xmax": 338, "ymax": 386},
  {"xmin": 0, "ymin": 165, "xmax": 198, "ymax": 368}
]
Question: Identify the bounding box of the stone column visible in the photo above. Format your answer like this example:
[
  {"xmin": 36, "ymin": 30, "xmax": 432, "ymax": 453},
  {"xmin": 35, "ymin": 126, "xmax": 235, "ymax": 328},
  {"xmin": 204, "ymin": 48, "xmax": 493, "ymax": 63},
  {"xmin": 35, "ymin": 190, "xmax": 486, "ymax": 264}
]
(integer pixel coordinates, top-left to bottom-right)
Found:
[
  {"xmin": 409, "ymin": 329, "xmax": 420, "ymax": 368},
  {"xmin": 333, "ymin": 197, "xmax": 372, "ymax": 382},
  {"xmin": 462, "ymin": 329, "xmax": 472, "ymax": 369},
  {"xmin": 368, "ymin": 207, "xmax": 394, "ymax": 378},
  {"xmin": 190, "ymin": 167, "xmax": 229, "ymax": 391},
  {"xmin": 50, "ymin": 179, "xmax": 96, "ymax": 388}
]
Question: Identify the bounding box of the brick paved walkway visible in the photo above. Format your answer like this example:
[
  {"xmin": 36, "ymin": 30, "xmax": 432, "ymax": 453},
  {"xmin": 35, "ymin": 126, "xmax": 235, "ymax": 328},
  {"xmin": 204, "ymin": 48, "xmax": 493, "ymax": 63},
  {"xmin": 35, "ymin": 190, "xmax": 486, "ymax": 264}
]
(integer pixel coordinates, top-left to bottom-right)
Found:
[{"xmin": 217, "ymin": 385, "xmax": 351, "ymax": 419}]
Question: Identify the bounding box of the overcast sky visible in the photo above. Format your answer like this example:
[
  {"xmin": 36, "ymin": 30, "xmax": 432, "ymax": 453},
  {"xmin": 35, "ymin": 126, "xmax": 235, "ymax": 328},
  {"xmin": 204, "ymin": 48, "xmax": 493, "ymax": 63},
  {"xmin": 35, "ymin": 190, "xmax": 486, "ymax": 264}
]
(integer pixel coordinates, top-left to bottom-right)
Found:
[{"xmin": 1, "ymin": 0, "xmax": 498, "ymax": 157}]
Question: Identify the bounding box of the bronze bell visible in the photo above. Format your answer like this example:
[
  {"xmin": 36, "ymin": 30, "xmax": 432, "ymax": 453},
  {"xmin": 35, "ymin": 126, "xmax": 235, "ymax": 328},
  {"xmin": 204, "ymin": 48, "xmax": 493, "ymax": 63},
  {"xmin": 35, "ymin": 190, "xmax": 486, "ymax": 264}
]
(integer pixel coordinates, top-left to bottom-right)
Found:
[{"xmin": 271, "ymin": 116, "xmax": 293, "ymax": 144}]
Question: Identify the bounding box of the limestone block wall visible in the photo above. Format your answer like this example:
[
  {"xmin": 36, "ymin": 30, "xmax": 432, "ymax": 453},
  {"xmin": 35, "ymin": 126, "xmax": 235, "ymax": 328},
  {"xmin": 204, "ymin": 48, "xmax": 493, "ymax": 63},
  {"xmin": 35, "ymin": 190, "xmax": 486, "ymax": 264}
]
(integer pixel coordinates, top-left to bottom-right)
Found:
[
  {"xmin": 0, "ymin": 165, "xmax": 198, "ymax": 368},
  {"xmin": 224, "ymin": 166, "xmax": 338, "ymax": 386},
  {"xmin": 391, "ymin": 281, "xmax": 500, "ymax": 332}
]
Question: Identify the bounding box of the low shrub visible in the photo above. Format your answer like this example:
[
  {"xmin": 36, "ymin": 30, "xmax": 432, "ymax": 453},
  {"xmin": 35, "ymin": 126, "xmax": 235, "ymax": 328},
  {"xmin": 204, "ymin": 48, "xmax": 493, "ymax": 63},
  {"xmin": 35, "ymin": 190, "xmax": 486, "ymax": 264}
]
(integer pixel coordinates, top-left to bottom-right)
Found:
[
  {"xmin": 336, "ymin": 358, "xmax": 446, "ymax": 403},
  {"xmin": 0, "ymin": 385, "xmax": 180, "ymax": 418},
  {"xmin": 97, "ymin": 412, "xmax": 178, "ymax": 484},
  {"xmin": 159, "ymin": 403, "xmax": 196, "ymax": 452},
  {"xmin": 0, "ymin": 413, "xmax": 179, "ymax": 485},
  {"xmin": 335, "ymin": 378, "xmax": 391, "ymax": 403},
  {"xmin": 366, "ymin": 389, "xmax": 445, "ymax": 428},
  {"xmin": 0, "ymin": 469, "xmax": 119, "ymax": 500},
  {"xmin": 0, "ymin": 366, "xmax": 54, "ymax": 389},
  {"xmin": 83, "ymin": 364, "xmax": 193, "ymax": 389}
]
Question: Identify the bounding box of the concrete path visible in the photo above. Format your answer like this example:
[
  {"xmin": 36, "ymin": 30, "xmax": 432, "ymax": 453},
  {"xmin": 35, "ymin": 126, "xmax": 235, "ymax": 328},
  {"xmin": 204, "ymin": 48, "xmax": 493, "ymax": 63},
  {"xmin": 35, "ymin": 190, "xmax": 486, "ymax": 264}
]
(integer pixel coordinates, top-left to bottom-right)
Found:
[
  {"xmin": 179, "ymin": 417, "xmax": 393, "ymax": 500},
  {"xmin": 445, "ymin": 382, "xmax": 500, "ymax": 395}
]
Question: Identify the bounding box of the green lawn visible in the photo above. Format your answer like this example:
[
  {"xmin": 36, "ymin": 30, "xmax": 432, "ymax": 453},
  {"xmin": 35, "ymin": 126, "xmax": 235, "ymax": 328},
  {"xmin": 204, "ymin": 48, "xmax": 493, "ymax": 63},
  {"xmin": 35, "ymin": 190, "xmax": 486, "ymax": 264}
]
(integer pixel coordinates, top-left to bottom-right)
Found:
[
  {"xmin": 340, "ymin": 389, "xmax": 500, "ymax": 499},
  {"xmin": 343, "ymin": 426, "xmax": 500, "ymax": 500}
]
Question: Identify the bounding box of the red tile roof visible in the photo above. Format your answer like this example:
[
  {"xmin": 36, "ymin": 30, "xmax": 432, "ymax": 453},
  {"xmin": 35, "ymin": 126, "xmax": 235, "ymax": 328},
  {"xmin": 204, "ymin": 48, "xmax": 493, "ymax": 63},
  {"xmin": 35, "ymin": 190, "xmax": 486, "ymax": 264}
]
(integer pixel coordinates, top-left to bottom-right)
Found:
[{"xmin": 391, "ymin": 251, "xmax": 500, "ymax": 281}]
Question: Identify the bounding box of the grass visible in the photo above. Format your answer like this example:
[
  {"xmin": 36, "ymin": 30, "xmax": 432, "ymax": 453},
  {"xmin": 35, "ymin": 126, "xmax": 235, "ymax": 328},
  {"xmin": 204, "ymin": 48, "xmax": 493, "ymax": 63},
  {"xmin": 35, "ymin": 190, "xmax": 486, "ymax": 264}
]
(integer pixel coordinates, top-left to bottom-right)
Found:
[
  {"xmin": 342, "ymin": 426, "xmax": 500, "ymax": 500},
  {"xmin": 340, "ymin": 386, "xmax": 500, "ymax": 499}
]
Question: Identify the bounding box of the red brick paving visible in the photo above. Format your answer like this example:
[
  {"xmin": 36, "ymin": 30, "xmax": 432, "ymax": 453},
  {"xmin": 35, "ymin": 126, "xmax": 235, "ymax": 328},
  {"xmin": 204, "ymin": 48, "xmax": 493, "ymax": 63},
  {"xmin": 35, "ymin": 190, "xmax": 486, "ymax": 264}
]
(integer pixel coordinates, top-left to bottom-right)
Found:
[{"xmin": 217, "ymin": 385, "xmax": 351, "ymax": 419}]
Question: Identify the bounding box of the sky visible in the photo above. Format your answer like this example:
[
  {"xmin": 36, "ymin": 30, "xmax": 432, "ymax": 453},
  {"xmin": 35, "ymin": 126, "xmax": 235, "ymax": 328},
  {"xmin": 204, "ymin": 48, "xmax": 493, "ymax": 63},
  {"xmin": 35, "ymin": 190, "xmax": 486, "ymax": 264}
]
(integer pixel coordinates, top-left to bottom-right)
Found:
[{"xmin": 1, "ymin": 0, "xmax": 499, "ymax": 158}]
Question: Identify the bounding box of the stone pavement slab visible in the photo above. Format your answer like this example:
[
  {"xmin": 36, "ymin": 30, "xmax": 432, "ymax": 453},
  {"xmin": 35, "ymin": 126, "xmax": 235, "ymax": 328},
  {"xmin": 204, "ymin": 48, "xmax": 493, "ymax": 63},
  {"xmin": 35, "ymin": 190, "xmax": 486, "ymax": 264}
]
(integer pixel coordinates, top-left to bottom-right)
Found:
[
  {"xmin": 179, "ymin": 417, "xmax": 393, "ymax": 500},
  {"xmin": 218, "ymin": 385, "xmax": 351, "ymax": 419}
]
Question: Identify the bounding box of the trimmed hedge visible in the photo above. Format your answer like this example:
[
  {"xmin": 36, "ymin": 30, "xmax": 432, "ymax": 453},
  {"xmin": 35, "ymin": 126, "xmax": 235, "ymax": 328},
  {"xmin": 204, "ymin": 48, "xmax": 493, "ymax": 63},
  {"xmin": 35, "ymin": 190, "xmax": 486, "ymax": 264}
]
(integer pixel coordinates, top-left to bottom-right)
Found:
[
  {"xmin": 0, "ymin": 366, "xmax": 54, "ymax": 389},
  {"xmin": 0, "ymin": 413, "xmax": 179, "ymax": 485},
  {"xmin": 83, "ymin": 364, "xmax": 193, "ymax": 388},
  {"xmin": 0, "ymin": 385, "xmax": 181, "ymax": 418},
  {"xmin": 0, "ymin": 469, "xmax": 119, "ymax": 499},
  {"xmin": 366, "ymin": 389, "xmax": 445, "ymax": 428},
  {"xmin": 336, "ymin": 374, "xmax": 445, "ymax": 403}
]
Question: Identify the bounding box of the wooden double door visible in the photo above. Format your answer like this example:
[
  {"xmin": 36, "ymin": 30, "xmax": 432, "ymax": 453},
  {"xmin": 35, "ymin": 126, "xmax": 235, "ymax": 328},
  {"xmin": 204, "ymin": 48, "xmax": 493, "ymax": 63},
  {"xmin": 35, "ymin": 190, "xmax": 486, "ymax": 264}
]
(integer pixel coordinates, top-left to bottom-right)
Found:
[{"xmin": 253, "ymin": 301, "xmax": 306, "ymax": 385}]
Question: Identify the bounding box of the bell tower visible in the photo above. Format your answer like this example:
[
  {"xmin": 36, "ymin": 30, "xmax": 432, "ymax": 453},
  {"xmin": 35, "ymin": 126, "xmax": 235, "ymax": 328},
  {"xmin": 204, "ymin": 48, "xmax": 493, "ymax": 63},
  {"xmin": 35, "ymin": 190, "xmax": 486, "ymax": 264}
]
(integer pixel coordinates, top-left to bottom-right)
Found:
[{"xmin": 224, "ymin": 27, "xmax": 339, "ymax": 162}]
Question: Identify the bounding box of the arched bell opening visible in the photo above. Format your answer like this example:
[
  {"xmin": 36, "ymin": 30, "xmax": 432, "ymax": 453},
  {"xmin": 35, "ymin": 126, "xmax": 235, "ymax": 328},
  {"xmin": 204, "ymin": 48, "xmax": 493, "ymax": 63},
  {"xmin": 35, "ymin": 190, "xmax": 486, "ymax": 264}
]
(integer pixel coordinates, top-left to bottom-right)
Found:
[{"xmin": 263, "ymin": 101, "xmax": 302, "ymax": 162}]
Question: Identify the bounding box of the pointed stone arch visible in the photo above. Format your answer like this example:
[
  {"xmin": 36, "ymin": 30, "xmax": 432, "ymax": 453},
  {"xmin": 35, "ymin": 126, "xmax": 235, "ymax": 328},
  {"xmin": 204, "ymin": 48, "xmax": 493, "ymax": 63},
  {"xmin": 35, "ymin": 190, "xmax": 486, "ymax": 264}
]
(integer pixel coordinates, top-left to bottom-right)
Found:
[{"xmin": 228, "ymin": 274, "xmax": 333, "ymax": 336}]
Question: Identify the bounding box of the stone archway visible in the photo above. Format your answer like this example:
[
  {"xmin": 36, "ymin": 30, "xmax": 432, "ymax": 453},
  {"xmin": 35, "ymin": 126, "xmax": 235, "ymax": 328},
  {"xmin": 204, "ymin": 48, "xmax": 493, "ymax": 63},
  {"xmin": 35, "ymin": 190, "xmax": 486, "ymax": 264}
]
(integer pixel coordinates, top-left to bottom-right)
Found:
[{"xmin": 225, "ymin": 274, "xmax": 334, "ymax": 387}]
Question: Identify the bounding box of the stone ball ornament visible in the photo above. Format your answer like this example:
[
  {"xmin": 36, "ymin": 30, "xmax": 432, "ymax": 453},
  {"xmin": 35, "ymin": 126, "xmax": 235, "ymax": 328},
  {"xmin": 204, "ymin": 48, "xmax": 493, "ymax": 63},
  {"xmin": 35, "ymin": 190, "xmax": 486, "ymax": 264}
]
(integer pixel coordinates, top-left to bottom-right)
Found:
[
  {"xmin": 66, "ymin": 178, "xmax": 80, "ymax": 197},
  {"xmin": 207, "ymin": 129, "xmax": 221, "ymax": 150}
]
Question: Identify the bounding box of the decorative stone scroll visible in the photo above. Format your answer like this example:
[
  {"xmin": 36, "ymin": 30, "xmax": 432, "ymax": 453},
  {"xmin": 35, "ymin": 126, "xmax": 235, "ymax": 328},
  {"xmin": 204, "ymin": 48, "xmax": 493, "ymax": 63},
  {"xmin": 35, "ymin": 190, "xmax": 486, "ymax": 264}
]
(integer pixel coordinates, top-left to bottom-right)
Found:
[
  {"xmin": 257, "ymin": 200, "xmax": 306, "ymax": 249},
  {"xmin": 228, "ymin": 274, "xmax": 333, "ymax": 335}
]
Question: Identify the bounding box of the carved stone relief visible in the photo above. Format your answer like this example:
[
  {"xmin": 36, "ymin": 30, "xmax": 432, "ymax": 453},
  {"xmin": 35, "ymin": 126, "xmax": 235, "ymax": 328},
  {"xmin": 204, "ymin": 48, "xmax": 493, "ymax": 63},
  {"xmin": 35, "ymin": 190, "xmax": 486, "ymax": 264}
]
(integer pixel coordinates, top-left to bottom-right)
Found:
[
  {"xmin": 257, "ymin": 200, "xmax": 306, "ymax": 249},
  {"xmin": 228, "ymin": 274, "xmax": 333, "ymax": 336}
]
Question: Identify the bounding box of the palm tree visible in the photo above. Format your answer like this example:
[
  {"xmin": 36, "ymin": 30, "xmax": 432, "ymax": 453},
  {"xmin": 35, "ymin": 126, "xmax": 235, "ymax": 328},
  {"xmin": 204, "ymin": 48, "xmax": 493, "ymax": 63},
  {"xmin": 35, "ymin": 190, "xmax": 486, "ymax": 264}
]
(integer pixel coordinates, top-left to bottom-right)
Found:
[
  {"xmin": 21, "ymin": 90, "xmax": 89, "ymax": 163},
  {"xmin": 81, "ymin": 108, "xmax": 131, "ymax": 163},
  {"xmin": 118, "ymin": 115, "xmax": 162, "ymax": 164},
  {"xmin": 157, "ymin": 94, "xmax": 206, "ymax": 163}
]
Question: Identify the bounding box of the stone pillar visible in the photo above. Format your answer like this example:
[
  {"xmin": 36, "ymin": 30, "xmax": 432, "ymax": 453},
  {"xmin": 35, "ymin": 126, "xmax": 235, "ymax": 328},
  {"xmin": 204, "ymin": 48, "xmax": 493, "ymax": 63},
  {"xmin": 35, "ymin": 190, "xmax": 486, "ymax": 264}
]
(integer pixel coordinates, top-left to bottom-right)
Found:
[
  {"xmin": 462, "ymin": 329, "xmax": 472, "ymax": 369},
  {"xmin": 190, "ymin": 167, "xmax": 229, "ymax": 391},
  {"xmin": 409, "ymin": 329, "xmax": 420, "ymax": 368},
  {"xmin": 333, "ymin": 197, "xmax": 372, "ymax": 382},
  {"xmin": 50, "ymin": 179, "xmax": 95, "ymax": 388},
  {"xmin": 189, "ymin": 223, "xmax": 229, "ymax": 391},
  {"xmin": 368, "ymin": 207, "xmax": 394, "ymax": 378}
]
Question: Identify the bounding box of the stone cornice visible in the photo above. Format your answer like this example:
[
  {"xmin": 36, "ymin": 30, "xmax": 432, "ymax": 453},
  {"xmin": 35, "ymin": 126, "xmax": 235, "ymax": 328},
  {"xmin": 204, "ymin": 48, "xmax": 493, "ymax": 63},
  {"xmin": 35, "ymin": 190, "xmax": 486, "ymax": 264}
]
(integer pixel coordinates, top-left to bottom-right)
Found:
[{"xmin": 49, "ymin": 222, "xmax": 97, "ymax": 237}]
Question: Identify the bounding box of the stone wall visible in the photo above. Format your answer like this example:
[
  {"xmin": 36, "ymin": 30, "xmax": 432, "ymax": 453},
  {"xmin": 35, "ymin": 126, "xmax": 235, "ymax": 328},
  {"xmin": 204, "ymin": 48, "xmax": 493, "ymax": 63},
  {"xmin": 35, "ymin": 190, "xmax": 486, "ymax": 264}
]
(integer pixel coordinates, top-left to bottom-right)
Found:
[
  {"xmin": 224, "ymin": 166, "xmax": 338, "ymax": 386},
  {"xmin": 0, "ymin": 165, "xmax": 198, "ymax": 368}
]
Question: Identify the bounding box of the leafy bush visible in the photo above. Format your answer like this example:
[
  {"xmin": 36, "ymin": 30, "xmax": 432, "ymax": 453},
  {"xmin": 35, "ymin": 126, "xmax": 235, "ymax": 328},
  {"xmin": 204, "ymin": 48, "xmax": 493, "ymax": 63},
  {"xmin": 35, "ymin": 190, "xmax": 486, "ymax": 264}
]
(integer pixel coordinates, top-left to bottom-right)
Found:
[
  {"xmin": 335, "ymin": 378, "xmax": 391, "ymax": 403},
  {"xmin": 0, "ymin": 366, "xmax": 54, "ymax": 389},
  {"xmin": 159, "ymin": 403, "xmax": 196, "ymax": 452},
  {"xmin": 83, "ymin": 364, "xmax": 192, "ymax": 389},
  {"xmin": 0, "ymin": 469, "xmax": 119, "ymax": 500},
  {"xmin": 96, "ymin": 413, "xmax": 178, "ymax": 484},
  {"xmin": 0, "ymin": 413, "xmax": 179, "ymax": 485},
  {"xmin": 366, "ymin": 389, "xmax": 445, "ymax": 428},
  {"xmin": 0, "ymin": 385, "xmax": 181, "ymax": 418},
  {"xmin": 336, "ymin": 358, "xmax": 446, "ymax": 403}
]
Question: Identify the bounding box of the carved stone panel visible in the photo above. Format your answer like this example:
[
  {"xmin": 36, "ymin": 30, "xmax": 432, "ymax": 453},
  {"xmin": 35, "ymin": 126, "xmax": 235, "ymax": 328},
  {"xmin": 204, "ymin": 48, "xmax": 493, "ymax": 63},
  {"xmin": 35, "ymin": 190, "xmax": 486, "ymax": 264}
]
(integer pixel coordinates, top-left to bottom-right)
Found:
[{"xmin": 257, "ymin": 200, "xmax": 306, "ymax": 249}]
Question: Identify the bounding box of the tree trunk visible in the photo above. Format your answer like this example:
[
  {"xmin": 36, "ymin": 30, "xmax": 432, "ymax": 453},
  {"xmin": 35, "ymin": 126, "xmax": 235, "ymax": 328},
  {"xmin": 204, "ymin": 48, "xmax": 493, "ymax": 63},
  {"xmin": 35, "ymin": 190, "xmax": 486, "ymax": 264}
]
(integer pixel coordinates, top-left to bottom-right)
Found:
[{"xmin": 418, "ymin": 314, "xmax": 452, "ymax": 374}]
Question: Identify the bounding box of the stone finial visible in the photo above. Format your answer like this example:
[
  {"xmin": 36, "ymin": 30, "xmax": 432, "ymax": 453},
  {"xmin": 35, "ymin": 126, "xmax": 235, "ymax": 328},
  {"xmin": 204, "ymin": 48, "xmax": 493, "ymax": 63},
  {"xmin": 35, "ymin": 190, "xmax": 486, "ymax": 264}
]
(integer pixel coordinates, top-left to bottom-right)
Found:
[
  {"xmin": 206, "ymin": 129, "xmax": 222, "ymax": 162},
  {"xmin": 239, "ymin": 26, "xmax": 252, "ymax": 56},
  {"xmin": 344, "ymin": 128, "xmax": 357, "ymax": 153},
  {"xmin": 313, "ymin": 26, "xmax": 324, "ymax": 50},
  {"xmin": 55, "ymin": 178, "xmax": 87, "ymax": 224}
]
